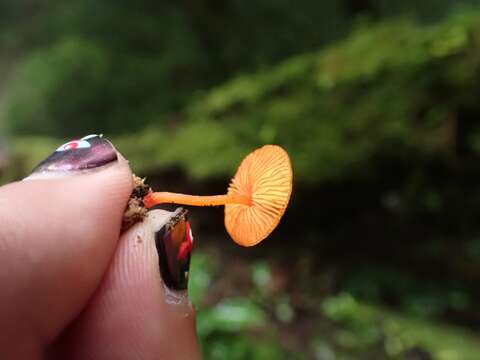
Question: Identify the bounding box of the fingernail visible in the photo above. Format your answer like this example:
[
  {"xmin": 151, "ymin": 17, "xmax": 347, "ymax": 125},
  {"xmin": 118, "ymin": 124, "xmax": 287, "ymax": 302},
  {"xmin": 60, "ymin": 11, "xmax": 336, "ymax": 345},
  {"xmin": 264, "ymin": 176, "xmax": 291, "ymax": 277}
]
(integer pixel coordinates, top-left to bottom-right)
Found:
[
  {"xmin": 28, "ymin": 134, "xmax": 118, "ymax": 177},
  {"xmin": 154, "ymin": 208, "xmax": 193, "ymax": 291}
]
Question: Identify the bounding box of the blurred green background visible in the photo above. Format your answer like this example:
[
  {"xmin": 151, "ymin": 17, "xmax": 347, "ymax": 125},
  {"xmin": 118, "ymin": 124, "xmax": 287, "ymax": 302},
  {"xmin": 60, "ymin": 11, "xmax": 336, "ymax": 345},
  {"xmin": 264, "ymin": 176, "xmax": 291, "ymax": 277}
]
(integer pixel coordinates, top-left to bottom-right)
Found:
[{"xmin": 3, "ymin": 1, "xmax": 480, "ymax": 358}]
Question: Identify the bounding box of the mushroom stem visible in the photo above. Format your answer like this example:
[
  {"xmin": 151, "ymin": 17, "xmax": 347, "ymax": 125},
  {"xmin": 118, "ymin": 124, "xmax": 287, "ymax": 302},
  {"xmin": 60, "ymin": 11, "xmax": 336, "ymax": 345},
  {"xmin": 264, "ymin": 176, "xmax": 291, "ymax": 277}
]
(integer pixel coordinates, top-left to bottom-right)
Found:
[{"xmin": 144, "ymin": 192, "xmax": 252, "ymax": 208}]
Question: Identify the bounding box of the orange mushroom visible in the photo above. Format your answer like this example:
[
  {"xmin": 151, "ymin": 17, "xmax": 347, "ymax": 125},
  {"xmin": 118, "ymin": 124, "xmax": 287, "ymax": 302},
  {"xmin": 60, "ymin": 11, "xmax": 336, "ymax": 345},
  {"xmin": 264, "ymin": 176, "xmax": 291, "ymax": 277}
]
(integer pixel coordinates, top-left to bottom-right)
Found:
[{"xmin": 143, "ymin": 145, "xmax": 293, "ymax": 246}]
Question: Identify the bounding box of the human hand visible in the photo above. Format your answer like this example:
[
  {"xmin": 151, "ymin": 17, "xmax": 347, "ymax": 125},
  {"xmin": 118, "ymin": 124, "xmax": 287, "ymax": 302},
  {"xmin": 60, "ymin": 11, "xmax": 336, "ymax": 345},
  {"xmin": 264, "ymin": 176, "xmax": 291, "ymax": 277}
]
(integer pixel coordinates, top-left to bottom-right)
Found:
[{"xmin": 0, "ymin": 135, "xmax": 200, "ymax": 359}]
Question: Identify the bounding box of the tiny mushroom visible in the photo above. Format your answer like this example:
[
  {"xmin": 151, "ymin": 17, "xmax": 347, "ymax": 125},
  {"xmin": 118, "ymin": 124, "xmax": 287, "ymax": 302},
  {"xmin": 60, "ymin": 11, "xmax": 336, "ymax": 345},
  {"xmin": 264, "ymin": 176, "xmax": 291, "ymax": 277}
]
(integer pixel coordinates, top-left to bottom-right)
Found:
[{"xmin": 143, "ymin": 145, "xmax": 293, "ymax": 246}]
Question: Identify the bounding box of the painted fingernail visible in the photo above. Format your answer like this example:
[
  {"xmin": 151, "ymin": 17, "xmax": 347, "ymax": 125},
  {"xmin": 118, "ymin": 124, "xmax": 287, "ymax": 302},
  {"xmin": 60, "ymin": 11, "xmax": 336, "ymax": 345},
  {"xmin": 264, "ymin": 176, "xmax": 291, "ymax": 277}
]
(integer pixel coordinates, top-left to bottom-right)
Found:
[
  {"xmin": 154, "ymin": 208, "xmax": 193, "ymax": 291},
  {"xmin": 29, "ymin": 134, "xmax": 118, "ymax": 176}
]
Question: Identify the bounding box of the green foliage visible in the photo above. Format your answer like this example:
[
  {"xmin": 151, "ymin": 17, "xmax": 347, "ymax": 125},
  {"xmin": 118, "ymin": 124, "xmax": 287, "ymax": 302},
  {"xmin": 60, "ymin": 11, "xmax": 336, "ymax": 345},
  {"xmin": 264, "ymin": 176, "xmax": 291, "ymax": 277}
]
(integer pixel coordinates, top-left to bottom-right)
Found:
[
  {"xmin": 341, "ymin": 268, "xmax": 472, "ymax": 319},
  {"xmin": 197, "ymin": 298, "xmax": 266, "ymax": 335},
  {"xmin": 3, "ymin": 1, "xmax": 477, "ymax": 138},
  {"xmin": 5, "ymin": 37, "xmax": 110, "ymax": 135},
  {"xmin": 322, "ymin": 293, "xmax": 480, "ymax": 359},
  {"xmin": 175, "ymin": 11, "xmax": 480, "ymax": 183},
  {"xmin": 0, "ymin": 0, "xmax": 351, "ymax": 137},
  {"xmin": 6, "ymin": 10, "xmax": 480, "ymax": 187},
  {"xmin": 189, "ymin": 249, "xmax": 480, "ymax": 359},
  {"xmin": 1, "ymin": 1, "xmax": 208, "ymax": 136},
  {"xmin": 189, "ymin": 252, "xmax": 300, "ymax": 359},
  {"xmin": 102, "ymin": 10, "xmax": 480, "ymax": 189}
]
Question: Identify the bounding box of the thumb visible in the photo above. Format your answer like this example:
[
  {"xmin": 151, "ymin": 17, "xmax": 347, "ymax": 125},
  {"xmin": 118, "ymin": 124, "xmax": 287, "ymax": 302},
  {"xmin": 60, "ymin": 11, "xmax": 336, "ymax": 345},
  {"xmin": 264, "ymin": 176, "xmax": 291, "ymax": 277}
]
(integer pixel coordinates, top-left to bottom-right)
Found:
[
  {"xmin": 51, "ymin": 208, "xmax": 201, "ymax": 360},
  {"xmin": 0, "ymin": 135, "xmax": 132, "ymax": 359}
]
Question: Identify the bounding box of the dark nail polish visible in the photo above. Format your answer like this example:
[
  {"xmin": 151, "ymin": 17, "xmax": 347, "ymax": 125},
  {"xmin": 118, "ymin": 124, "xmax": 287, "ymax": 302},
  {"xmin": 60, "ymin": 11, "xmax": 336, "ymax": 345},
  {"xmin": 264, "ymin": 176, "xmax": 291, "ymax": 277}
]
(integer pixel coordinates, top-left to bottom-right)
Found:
[
  {"xmin": 155, "ymin": 208, "xmax": 193, "ymax": 291},
  {"xmin": 31, "ymin": 134, "xmax": 118, "ymax": 174}
]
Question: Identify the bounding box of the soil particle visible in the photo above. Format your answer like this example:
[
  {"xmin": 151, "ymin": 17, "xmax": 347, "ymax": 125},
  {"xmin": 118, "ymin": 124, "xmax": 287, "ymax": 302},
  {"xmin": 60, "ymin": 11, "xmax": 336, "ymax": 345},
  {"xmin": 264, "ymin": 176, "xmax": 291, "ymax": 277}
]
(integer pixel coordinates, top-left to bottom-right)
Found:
[{"xmin": 121, "ymin": 174, "xmax": 152, "ymax": 232}]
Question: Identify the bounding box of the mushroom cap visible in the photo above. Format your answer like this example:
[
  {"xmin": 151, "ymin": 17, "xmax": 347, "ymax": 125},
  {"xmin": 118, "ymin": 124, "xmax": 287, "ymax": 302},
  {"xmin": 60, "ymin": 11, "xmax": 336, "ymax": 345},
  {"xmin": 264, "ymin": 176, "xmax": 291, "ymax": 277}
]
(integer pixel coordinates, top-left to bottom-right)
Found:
[{"xmin": 225, "ymin": 145, "xmax": 293, "ymax": 246}]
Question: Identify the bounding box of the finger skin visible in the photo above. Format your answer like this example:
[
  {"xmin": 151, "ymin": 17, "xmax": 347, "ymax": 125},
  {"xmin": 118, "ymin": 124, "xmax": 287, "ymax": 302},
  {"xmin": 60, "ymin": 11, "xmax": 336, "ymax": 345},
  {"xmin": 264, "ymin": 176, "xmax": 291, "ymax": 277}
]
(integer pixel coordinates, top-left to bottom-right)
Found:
[
  {"xmin": 51, "ymin": 209, "xmax": 201, "ymax": 360},
  {"xmin": 0, "ymin": 161, "xmax": 132, "ymax": 359}
]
